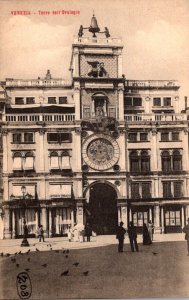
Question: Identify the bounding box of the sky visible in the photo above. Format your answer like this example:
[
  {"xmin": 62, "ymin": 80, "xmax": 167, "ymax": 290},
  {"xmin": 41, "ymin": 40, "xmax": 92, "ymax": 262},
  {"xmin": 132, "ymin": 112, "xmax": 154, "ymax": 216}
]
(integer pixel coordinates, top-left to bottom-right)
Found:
[{"xmin": 0, "ymin": 0, "xmax": 189, "ymax": 102}]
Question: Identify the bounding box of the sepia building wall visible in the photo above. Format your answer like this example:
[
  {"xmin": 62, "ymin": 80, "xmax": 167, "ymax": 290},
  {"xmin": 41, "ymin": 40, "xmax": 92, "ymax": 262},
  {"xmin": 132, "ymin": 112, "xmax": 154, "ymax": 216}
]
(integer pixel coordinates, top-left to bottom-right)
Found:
[{"xmin": 0, "ymin": 16, "xmax": 189, "ymax": 239}]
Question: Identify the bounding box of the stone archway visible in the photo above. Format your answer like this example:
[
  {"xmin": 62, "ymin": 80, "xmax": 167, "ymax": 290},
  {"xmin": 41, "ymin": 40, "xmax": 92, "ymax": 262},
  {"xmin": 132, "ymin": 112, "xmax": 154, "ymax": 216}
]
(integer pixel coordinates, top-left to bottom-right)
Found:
[{"xmin": 85, "ymin": 182, "xmax": 118, "ymax": 235}]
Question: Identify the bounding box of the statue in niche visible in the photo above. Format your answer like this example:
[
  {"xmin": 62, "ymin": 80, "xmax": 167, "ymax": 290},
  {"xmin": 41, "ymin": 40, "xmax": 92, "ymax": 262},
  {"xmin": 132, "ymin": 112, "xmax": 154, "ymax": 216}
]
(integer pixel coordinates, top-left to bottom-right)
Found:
[
  {"xmin": 87, "ymin": 61, "xmax": 108, "ymax": 78},
  {"xmin": 95, "ymin": 100, "xmax": 105, "ymax": 117}
]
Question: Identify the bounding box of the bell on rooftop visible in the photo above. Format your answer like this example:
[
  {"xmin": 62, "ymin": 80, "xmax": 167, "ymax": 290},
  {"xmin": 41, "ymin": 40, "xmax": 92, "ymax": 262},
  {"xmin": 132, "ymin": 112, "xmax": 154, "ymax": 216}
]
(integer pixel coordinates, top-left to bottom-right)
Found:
[{"xmin": 89, "ymin": 14, "xmax": 100, "ymax": 37}]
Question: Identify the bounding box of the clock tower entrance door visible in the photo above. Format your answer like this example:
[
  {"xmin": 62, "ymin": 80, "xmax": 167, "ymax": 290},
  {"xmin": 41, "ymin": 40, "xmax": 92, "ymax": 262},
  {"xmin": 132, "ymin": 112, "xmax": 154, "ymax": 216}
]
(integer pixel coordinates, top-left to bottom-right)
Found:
[{"xmin": 87, "ymin": 183, "xmax": 118, "ymax": 235}]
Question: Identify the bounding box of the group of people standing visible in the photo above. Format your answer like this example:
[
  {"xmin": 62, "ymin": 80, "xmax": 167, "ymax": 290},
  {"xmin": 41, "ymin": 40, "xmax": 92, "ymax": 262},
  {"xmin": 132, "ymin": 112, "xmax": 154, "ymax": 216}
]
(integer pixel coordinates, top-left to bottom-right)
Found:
[{"xmin": 116, "ymin": 220, "xmax": 154, "ymax": 253}]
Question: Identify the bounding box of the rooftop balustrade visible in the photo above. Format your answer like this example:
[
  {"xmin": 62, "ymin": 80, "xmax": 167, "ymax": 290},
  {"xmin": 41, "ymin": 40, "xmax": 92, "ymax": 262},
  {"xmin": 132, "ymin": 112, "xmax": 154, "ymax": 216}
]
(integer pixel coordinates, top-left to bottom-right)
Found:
[
  {"xmin": 125, "ymin": 80, "xmax": 179, "ymax": 88},
  {"xmin": 73, "ymin": 36, "xmax": 123, "ymax": 45},
  {"xmin": 124, "ymin": 113, "xmax": 187, "ymax": 122},
  {"xmin": 5, "ymin": 79, "xmax": 72, "ymax": 88},
  {"xmin": 5, "ymin": 113, "xmax": 75, "ymax": 123}
]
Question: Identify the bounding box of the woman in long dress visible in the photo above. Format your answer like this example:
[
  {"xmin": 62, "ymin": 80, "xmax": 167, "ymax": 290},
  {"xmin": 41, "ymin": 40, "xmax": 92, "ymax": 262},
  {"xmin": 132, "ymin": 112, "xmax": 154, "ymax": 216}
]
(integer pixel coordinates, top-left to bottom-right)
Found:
[{"xmin": 143, "ymin": 223, "xmax": 152, "ymax": 245}]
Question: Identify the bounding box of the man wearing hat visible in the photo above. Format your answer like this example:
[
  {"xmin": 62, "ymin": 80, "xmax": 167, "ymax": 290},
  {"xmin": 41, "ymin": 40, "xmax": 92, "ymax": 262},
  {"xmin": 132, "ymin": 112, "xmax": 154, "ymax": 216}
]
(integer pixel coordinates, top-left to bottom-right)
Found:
[
  {"xmin": 116, "ymin": 221, "xmax": 126, "ymax": 252},
  {"xmin": 183, "ymin": 217, "xmax": 189, "ymax": 256}
]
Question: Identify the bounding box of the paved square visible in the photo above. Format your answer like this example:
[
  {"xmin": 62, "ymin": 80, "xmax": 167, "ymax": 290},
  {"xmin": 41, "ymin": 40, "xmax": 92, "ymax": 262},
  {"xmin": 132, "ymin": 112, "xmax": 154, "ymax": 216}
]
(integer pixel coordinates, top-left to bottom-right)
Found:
[{"xmin": 0, "ymin": 239, "xmax": 189, "ymax": 299}]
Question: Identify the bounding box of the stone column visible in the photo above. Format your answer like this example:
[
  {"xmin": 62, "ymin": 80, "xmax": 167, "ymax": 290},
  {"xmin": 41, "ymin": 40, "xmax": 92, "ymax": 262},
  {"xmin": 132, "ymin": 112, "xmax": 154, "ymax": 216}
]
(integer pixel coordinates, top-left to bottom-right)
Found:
[
  {"xmin": 149, "ymin": 207, "xmax": 152, "ymax": 221},
  {"xmin": 41, "ymin": 206, "xmax": 47, "ymax": 237},
  {"xmin": 4, "ymin": 205, "xmax": 11, "ymax": 239},
  {"xmin": 73, "ymin": 48, "xmax": 79, "ymax": 77},
  {"xmin": 118, "ymin": 50, "xmax": 123, "ymax": 77},
  {"xmin": 12, "ymin": 210, "xmax": 16, "ymax": 238},
  {"xmin": 71, "ymin": 210, "xmax": 74, "ymax": 227},
  {"xmin": 121, "ymin": 206, "xmax": 128, "ymax": 226},
  {"xmin": 35, "ymin": 210, "xmax": 39, "ymax": 237},
  {"xmin": 161, "ymin": 206, "xmax": 165, "ymax": 233},
  {"xmin": 39, "ymin": 129, "xmax": 45, "ymax": 172},
  {"xmin": 74, "ymin": 83, "xmax": 81, "ymax": 121},
  {"xmin": 48, "ymin": 208, "xmax": 53, "ymax": 237},
  {"xmin": 91, "ymin": 99, "xmax": 95, "ymax": 117},
  {"xmin": 76, "ymin": 200, "xmax": 84, "ymax": 225},
  {"xmin": 183, "ymin": 129, "xmax": 189, "ymax": 172},
  {"xmin": 2, "ymin": 129, "xmax": 8, "ymax": 173},
  {"xmin": 154, "ymin": 205, "xmax": 160, "ymax": 233},
  {"xmin": 151, "ymin": 129, "xmax": 158, "ymax": 171},
  {"xmin": 145, "ymin": 96, "xmax": 151, "ymax": 114},
  {"xmin": 118, "ymin": 206, "xmax": 121, "ymax": 224},
  {"xmin": 181, "ymin": 206, "xmax": 185, "ymax": 227},
  {"xmin": 118, "ymin": 84, "xmax": 124, "ymax": 121}
]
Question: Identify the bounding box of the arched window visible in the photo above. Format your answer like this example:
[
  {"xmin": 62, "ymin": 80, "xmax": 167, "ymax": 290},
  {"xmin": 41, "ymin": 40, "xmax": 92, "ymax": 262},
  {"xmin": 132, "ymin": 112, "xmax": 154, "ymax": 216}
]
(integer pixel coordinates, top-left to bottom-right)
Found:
[
  {"xmin": 61, "ymin": 151, "xmax": 71, "ymax": 170},
  {"xmin": 25, "ymin": 152, "xmax": 34, "ymax": 170},
  {"xmin": 13, "ymin": 152, "xmax": 22, "ymax": 171},
  {"xmin": 50, "ymin": 151, "xmax": 59, "ymax": 169},
  {"xmin": 172, "ymin": 150, "xmax": 182, "ymax": 171},
  {"xmin": 141, "ymin": 151, "xmax": 150, "ymax": 172},
  {"xmin": 130, "ymin": 151, "xmax": 139, "ymax": 172},
  {"xmin": 162, "ymin": 151, "xmax": 171, "ymax": 172}
]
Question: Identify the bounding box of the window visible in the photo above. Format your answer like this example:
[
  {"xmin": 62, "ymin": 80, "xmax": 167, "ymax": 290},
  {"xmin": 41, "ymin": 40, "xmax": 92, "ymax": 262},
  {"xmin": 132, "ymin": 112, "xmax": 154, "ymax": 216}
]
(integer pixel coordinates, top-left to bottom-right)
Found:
[
  {"xmin": 130, "ymin": 151, "xmax": 139, "ymax": 172},
  {"xmin": 124, "ymin": 97, "xmax": 132, "ymax": 106},
  {"xmin": 15, "ymin": 97, "xmax": 24, "ymax": 105},
  {"xmin": 13, "ymin": 152, "xmax": 22, "ymax": 171},
  {"xmin": 128, "ymin": 133, "xmax": 137, "ymax": 141},
  {"xmin": 163, "ymin": 97, "xmax": 171, "ymax": 106},
  {"xmin": 141, "ymin": 151, "xmax": 150, "ymax": 172},
  {"xmin": 161, "ymin": 151, "xmax": 171, "ymax": 172},
  {"xmin": 24, "ymin": 133, "xmax": 34, "ymax": 143},
  {"xmin": 26, "ymin": 97, "xmax": 35, "ymax": 104},
  {"xmin": 24, "ymin": 152, "xmax": 34, "ymax": 170},
  {"xmin": 133, "ymin": 211, "xmax": 148, "ymax": 227},
  {"xmin": 153, "ymin": 98, "xmax": 161, "ymax": 106},
  {"xmin": 163, "ymin": 181, "xmax": 172, "ymax": 197},
  {"xmin": 140, "ymin": 133, "xmax": 148, "ymax": 141},
  {"xmin": 124, "ymin": 97, "xmax": 142, "ymax": 107},
  {"xmin": 142, "ymin": 182, "xmax": 151, "ymax": 198},
  {"xmin": 61, "ymin": 152, "xmax": 71, "ymax": 170},
  {"xmin": 172, "ymin": 132, "xmax": 179, "ymax": 141},
  {"xmin": 108, "ymin": 107, "xmax": 116, "ymax": 118},
  {"xmin": 47, "ymin": 132, "xmax": 72, "ymax": 143},
  {"xmin": 133, "ymin": 97, "xmax": 142, "ymax": 106},
  {"xmin": 131, "ymin": 183, "xmax": 140, "ymax": 198},
  {"xmin": 172, "ymin": 150, "xmax": 182, "ymax": 171},
  {"xmin": 59, "ymin": 97, "xmax": 67, "ymax": 104},
  {"xmin": 161, "ymin": 132, "xmax": 169, "ymax": 141},
  {"xmin": 83, "ymin": 107, "xmax": 90, "ymax": 119},
  {"xmin": 50, "ymin": 152, "xmax": 59, "ymax": 170},
  {"xmin": 12, "ymin": 133, "xmax": 21, "ymax": 144},
  {"xmin": 173, "ymin": 182, "xmax": 182, "ymax": 198},
  {"xmin": 48, "ymin": 97, "xmax": 56, "ymax": 104},
  {"xmin": 130, "ymin": 150, "xmax": 150, "ymax": 172},
  {"xmin": 165, "ymin": 210, "xmax": 181, "ymax": 226}
]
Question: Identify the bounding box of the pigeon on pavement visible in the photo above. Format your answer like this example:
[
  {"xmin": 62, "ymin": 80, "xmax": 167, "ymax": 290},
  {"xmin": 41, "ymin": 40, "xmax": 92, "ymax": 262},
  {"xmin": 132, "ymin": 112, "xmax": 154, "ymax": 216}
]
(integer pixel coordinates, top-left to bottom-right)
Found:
[
  {"xmin": 60, "ymin": 270, "xmax": 69, "ymax": 276},
  {"xmin": 152, "ymin": 252, "xmax": 158, "ymax": 255},
  {"xmin": 83, "ymin": 271, "xmax": 89, "ymax": 276},
  {"xmin": 42, "ymin": 264, "xmax": 47, "ymax": 268},
  {"xmin": 73, "ymin": 262, "xmax": 79, "ymax": 267}
]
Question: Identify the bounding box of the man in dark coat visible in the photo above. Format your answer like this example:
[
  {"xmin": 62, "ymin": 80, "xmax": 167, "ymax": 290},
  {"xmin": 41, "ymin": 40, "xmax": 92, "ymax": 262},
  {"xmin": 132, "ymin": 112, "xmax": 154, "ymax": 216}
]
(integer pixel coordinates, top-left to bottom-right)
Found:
[
  {"xmin": 85, "ymin": 223, "xmax": 92, "ymax": 242},
  {"xmin": 116, "ymin": 221, "xmax": 126, "ymax": 252},
  {"xmin": 128, "ymin": 221, "xmax": 139, "ymax": 252}
]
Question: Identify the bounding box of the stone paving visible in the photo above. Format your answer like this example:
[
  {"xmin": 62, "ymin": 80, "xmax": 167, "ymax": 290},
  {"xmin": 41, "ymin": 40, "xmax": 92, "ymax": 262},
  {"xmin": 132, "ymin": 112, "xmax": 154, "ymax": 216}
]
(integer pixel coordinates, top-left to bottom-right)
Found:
[{"xmin": 0, "ymin": 232, "xmax": 185, "ymax": 254}]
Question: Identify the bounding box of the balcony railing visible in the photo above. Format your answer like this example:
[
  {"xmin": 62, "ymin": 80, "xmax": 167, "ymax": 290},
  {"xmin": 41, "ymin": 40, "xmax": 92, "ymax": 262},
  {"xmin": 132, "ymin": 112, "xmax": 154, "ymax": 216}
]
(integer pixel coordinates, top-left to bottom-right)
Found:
[
  {"xmin": 125, "ymin": 80, "xmax": 179, "ymax": 88},
  {"xmin": 5, "ymin": 79, "xmax": 72, "ymax": 87},
  {"xmin": 124, "ymin": 113, "xmax": 187, "ymax": 122},
  {"xmin": 6, "ymin": 113, "xmax": 75, "ymax": 123},
  {"xmin": 73, "ymin": 36, "xmax": 123, "ymax": 45}
]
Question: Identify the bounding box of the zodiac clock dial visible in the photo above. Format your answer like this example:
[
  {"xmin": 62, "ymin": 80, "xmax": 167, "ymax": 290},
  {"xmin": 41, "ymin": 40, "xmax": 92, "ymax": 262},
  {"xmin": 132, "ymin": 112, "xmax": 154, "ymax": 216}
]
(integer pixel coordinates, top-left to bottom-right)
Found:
[{"xmin": 82, "ymin": 134, "xmax": 120, "ymax": 170}]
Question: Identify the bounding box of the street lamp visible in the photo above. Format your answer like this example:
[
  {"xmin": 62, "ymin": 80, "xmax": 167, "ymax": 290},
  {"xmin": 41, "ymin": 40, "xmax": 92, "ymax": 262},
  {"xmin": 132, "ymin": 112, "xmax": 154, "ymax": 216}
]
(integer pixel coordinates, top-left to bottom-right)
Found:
[{"xmin": 20, "ymin": 185, "xmax": 30, "ymax": 247}]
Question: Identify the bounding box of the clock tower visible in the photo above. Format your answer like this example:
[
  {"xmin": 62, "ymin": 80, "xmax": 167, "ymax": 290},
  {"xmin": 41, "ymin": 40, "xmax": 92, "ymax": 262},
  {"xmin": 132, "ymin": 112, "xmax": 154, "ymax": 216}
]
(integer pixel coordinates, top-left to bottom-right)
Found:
[{"xmin": 70, "ymin": 15, "xmax": 127, "ymax": 232}]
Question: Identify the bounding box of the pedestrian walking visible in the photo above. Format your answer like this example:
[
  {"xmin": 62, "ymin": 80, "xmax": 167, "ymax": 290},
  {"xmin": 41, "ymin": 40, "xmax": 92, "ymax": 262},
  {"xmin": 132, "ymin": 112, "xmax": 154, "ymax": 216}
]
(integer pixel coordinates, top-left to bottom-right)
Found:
[
  {"xmin": 85, "ymin": 223, "xmax": 92, "ymax": 242},
  {"xmin": 67, "ymin": 225, "xmax": 72, "ymax": 242},
  {"xmin": 147, "ymin": 220, "xmax": 154, "ymax": 241},
  {"xmin": 127, "ymin": 221, "xmax": 139, "ymax": 252},
  {"xmin": 38, "ymin": 225, "xmax": 45, "ymax": 242},
  {"xmin": 143, "ymin": 223, "xmax": 152, "ymax": 245},
  {"xmin": 183, "ymin": 217, "xmax": 189, "ymax": 256},
  {"xmin": 116, "ymin": 221, "xmax": 126, "ymax": 252}
]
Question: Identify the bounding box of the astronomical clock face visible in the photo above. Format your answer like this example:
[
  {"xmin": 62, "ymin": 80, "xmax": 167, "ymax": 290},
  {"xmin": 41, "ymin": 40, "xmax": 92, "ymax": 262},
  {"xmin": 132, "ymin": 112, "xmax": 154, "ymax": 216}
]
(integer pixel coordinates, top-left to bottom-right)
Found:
[{"xmin": 82, "ymin": 134, "xmax": 120, "ymax": 170}]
